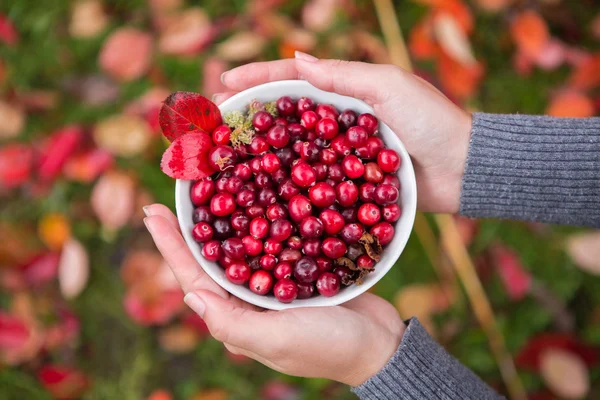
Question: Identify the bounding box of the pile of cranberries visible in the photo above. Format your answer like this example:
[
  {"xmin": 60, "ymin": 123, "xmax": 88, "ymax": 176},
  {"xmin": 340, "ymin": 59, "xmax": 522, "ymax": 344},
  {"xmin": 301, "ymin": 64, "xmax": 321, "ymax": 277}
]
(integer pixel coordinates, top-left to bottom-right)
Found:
[{"xmin": 190, "ymin": 96, "xmax": 402, "ymax": 303}]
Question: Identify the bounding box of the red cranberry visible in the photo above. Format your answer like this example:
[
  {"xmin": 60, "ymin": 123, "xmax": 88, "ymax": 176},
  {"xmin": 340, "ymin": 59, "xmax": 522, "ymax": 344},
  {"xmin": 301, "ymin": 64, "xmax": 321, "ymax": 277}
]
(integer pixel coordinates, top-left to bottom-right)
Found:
[
  {"xmin": 314, "ymin": 138, "xmax": 328, "ymax": 148},
  {"xmin": 274, "ymin": 278, "xmax": 298, "ymax": 303},
  {"xmin": 292, "ymin": 140, "xmax": 303, "ymax": 154},
  {"xmin": 280, "ymin": 248, "xmax": 302, "ymax": 263},
  {"xmin": 312, "ymin": 163, "xmax": 328, "ymax": 181},
  {"xmin": 226, "ymin": 176, "xmax": 243, "ymax": 193},
  {"xmin": 316, "ymin": 104, "xmax": 339, "ymax": 119},
  {"xmin": 370, "ymin": 222, "xmax": 394, "ymax": 245},
  {"xmin": 341, "ymin": 206, "xmax": 358, "ymax": 223},
  {"xmin": 357, "ymin": 255, "xmax": 375, "ymax": 269},
  {"xmin": 264, "ymin": 238, "xmax": 283, "ymax": 255},
  {"xmin": 287, "ymin": 236, "xmax": 303, "ymax": 250},
  {"xmin": 246, "ymin": 205, "xmax": 265, "ymax": 219},
  {"xmin": 299, "ymin": 216, "xmax": 324, "ymax": 238},
  {"xmin": 275, "ymin": 147, "xmax": 294, "ymax": 167},
  {"xmin": 340, "ymin": 223, "xmax": 365, "ymax": 244},
  {"xmin": 261, "ymin": 153, "xmax": 281, "ymax": 173},
  {"xmin": 303, "ymin": 239, "xmax": 321, "ymax": 257},
  {"xmin": 288, "ymin": 194, "xmax": 312, "ymax": 222},
  {"xmin": 191, "ymin": 179, "xmax": 215, "ymax": 206},
  {"xmin": 357, "ymin": 113, "xmax": 378, "ymax": 135},
  {"xmin": 383, "ymin": 204, "xmax": 402, "ymax": 222},
  {"xmin": 252, "ymin": 111, "xmax": 274, "ymax": 132},
  {"xmin": 320, "ymin": 148, "xmax": 337, "ymax": 165},
  {"xmin": 316, "ymin": 272, "xmax": 341, "ymax": 297},
  {"xmin": 249, "ymin": 157, "xmax": 263, "ymax": 173},
  {"xmin": 192, "ymin": 222, "xmax": 213, "ymax": 243},
  {"xmin": 266, "ymin": 125, "xmax": 289, "ymax": 148},
  {"xmin": 276, "ymin": 96, "xmax": 296, "ymax": 117},
  {"xmin": 275, "ymin": 117, "xmax": 288, "ymax": 126},
  {"xmin": 316, "ymin": 257, "xmax": 334, "ymax": 272},
  {"xmin": 254, "ymin": 172, "xmax": 272, "ymax": 189},
  {"xmin": 322, "ymin": 237, "xmax": 347, "ymax": 259},
  {"xmin": 296, "ymin": 97, "xmax": 315, "ymax": 116},
  {"xmin": 315, "ymin": 118, "xmax": 339, "ymax": 140},
  {"xmin": 291, "ymin": 163, "xmax": 316, "ymax": 188},
  {"xmin": 193, "ymin": 205, "xmax": 214, "ymax": 224},
  {"xmin": 327, "ymin": 164, "xmax": 344, "ymax": 182},
  {"xmin": 359, "ymin": 183, "xmax": 377, "ymax": 202},
  {"xmin": 331, "ymin": 135, "xmax": 351, "ymax": 156},
  {"xmin": 202, "ymin": 240, "xmax": 222, "ymax": 261},
  {"xmin": 338, "ymin": 109, "xmax": 358, "ymax": 131},
  {"xmin": 342, "ymin": 155, "xmax": 365, "ymax": 179},
  {"xmin": 300, "ymin": 110, "xmax": 318, "ymax": 130},
  {"xmin": 287, "ymin": 123, "xmax": 305, "ymax": 139},
  {"xmin": 294, "ymin": 257, "xmax": 319, "ymax": 283},
  {"xmin": 308, "ymin": 182, "xmax": 336, "ymax": 208},
  {"xmin": 222, "ymin": 238, "xmax": 245, "ymax": 260},
  {"xmin": 296, "ymin": 282, "xmax": 315, "ymax": 299},
  {"xmin": 356, "ymin": 137, "xmax": 385, "ymax": 160},
  {"xmin": 219, "ymin": 255, "xmax": 234, "ymax": 268},
  {"xmin": 325, "ymin": 178, "xmax": 337, "ymax": 187},
  {"xmin": 250, "ymin": 217, "xmax": 269, "ymax": 239},
  {"xmin": 226, "ymin": 262, "xmax": 251, "ymax": 285},
  {"xmin": 266, "ymin": 203, "xmax": 288, "ymax": 221},
  {"xmin": 382, "ymin": 174, "xmax": 401, "ymax": 189},
  {"xmin": 248, "ymin": 256, "xmax": 261, "ymax": 270},
  {"xmin": 248, "ymin": 136, "xmax": 270, "ymax": 155},
  {"xmin": 212, "ymin": 124, "xmax": 231, "ymax": 145},
  {"xmin": 270, "ymin": 219, "xmax": 293, "ymax": 242},
  {"xmin": 258, "ymin": 188, "xmax": 277, "ymax": 207},
  {"xmin": 235, "ymin": 230, "xmax": 248, "ymax": 239},
  {"xmin": 374, "ymin": 184, "xmax": 399, "ymax": 205},
  {"xmin": 300, "ymin": 142, "xmax": 320, "ymax": 162},
  {"xmin": 358, "ymin": 203, "xmax": 381, "ymax": 226},
  {"xmin": 236, "ymin": 189, "xmax": 255, "ymax": 207},
  {"xmin": 336, "ymin": 181, "xmax": 359, "ymax": 207},
  {"xmin": 319, "ymin": 209, "xmax": 345, "ymax": 235},
  {"xmin": 211, "ymin": 193, "xmax": 236, "ymax": 216},
  {"xmin": 334, "ymin": 266, "xmax": 354, "ymax": 285},
  {"xmin": 249, "ymin": 270, "xmax": 274, "ymax": 295},
  {"xmin": 208, "ymin": 145, "xmax": 237, "ymax": 171},
  {"xmin": 305, "ymin": 130, "xmax": 317, "ymax": 142},
  {"xmin": 260, "ymin": 254, "xmax": 277, "ymax": 271},
  {"xmin": 215, "ymin": 176, "xmax": 229, "ymax": 193},
  {"xmin": 213, "ymin": 218, "xmax": 233, "ymax": 240},
  {"xmin": 364, "ymin": 163, "xmax": 384, "ymax": 183},
  {"xmin": 278, "ymin": 179, "xmax": 301, "ymax": 201},
  {"xmin": 231, "ymin": 212, "xmax": 250, "ymax": 231},
  {"xmin": 242, "ymin": 235, "xmax": 263, "ymax": 256},
  {"xmin": 377, "ymin": 149, "xmax": 401, "ymax": 173},
  {"xmin": 241, "ymin": 181, "xmax": 256, "ymax": 192},
  {"xmin": 346, "ymin": 126, "xmax": 368, "ymax": 148},
  {"xmin": 274, "ymin": 262, "xmax": 293, "ymax": 280}
]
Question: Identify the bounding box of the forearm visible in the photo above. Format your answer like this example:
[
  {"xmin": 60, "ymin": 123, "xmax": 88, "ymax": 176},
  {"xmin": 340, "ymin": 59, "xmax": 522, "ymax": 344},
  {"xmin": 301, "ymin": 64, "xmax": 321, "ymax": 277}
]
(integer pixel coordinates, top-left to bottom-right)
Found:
[
  {"xmin": 460, "ymin": 113, "xmax": 600, "ymax": 227},
  {"xmin": 352, "ymin": 318, "xmax": 504, "ymax": 399}
]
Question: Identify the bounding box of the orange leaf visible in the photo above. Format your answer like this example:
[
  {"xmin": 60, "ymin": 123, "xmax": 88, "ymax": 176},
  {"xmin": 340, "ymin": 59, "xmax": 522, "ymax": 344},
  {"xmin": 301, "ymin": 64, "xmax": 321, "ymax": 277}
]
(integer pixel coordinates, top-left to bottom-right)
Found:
[
  {"xmin": 540, "ymin": 348, "xmax": 590, "ymax": 399},
  {"xmin": 433, "ymin": 13, "xmax": 476, "ymax": 66},
  {"xmin": 546, "ymin": 91, "xmax": 595, "ymax": 118},
  {"xmin": 408, "ymin": 19, "xmax": 440, "ymax": 60},
  {"xmin": 38, "ymin": 213, "xmax": 71, "ymax": 251},
  {"xmin": 569, "ymin": 53, "xmax": 600, "ymax": 90},
  {"xmin": 510, "ymin": 10, "xmax": 549, "ymax": 59},
  {"xmin": 438, "ymin": 52, "xmax": 484, "ymax": 99},
  {"xmin": 434, "ymin": 0, "xmax": 474, "ymax": 34}
]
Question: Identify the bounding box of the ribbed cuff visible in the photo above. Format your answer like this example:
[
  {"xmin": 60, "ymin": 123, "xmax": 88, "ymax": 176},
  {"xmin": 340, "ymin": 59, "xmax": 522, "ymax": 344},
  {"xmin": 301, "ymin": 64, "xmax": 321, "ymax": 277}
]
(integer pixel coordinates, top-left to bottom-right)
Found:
[
  {"xmin": 352, "ymin": 318, "xmax": 503, "ymax": 400},
  {"xmin": 460, "ymin": 113, "xmax": 600, "ymax": 227}
]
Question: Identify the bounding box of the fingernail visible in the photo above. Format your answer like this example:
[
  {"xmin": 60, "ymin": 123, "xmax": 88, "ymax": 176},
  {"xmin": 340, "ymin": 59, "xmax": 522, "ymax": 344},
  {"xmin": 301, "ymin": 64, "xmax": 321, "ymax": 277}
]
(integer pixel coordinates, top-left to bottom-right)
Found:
[
  {"xmin": 295, "ymin": 51, "xmax": 318, "ymax": 63},
  {"xmin": 220, "ymin": 72, "xmax": 228, "ymax": 85},
  {"xmin": 184, "ymin": 293, "xmax": 206, "ymax": 318},
  {"xmin": 142, "ymin": 205, "xmax": 151, "ymax": 217},
  {"xmin": 143, "ymin": 217, "xmax": 153, "ymax": 234}
]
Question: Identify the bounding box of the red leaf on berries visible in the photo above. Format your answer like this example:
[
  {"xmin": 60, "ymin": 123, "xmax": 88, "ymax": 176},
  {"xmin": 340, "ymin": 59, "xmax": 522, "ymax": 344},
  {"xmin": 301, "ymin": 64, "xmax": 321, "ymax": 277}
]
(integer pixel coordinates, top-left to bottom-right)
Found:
[
  {"xmin": 160, "ymin": 132, "xmax": 216, "ymax": 180},
  {"xmin": 159, "ymin": 92, "xmax": 222, "ymax": 142},
  {"xmin": 0, "ymin": 312, "xmax": 30, "ymax": 349},
  {"xmin": 38, "ymin": 126, "xmax": 84, "ymax": 181},
  {"xmin": 0, "ymin": 144, "xmax": 33, "ymax": 189},
  {"xmin": 491, "ymin": 245, "xmax": 531, "ymax": 300},
  {"xmin": 0, "ymin": 14, "xmax": 18, "ymax": 45},
  {"xmin": 37, "ymin": 364, "xmax": 90, "ymax": 399},
  {"xmin": 516, "ymin": 333, "xmax": 600, "ymax": 371}
]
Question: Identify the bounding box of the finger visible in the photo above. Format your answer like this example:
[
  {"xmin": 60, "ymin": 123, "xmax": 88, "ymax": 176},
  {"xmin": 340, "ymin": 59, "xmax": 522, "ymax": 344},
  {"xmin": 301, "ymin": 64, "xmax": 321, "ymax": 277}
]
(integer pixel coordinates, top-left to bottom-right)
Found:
[
  {"xmin": 144, "ymin": 215, "xmax": 228, "ymax": 298},
  {"xmin": 212, "ymin": 91, "xmax": 237, "ymax": 105},
  {"xmin": 221, "ymin": 59, "xmax": 298, "ymax": 91},
  {"xmin": 143, "ymin": 203, "xmax": 180, "ymax": 232},
  {"xmin": 294, "ymin": 52, "xmax": 406, "ymax": 105}
]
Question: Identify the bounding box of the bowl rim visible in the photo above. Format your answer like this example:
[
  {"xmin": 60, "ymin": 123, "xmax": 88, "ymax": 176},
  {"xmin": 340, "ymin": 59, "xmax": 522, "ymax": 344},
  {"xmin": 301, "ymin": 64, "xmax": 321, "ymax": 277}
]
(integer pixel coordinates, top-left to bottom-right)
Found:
[{"xmin": 175, "ymin": 80, "xmax": 417, "ymax": 310}]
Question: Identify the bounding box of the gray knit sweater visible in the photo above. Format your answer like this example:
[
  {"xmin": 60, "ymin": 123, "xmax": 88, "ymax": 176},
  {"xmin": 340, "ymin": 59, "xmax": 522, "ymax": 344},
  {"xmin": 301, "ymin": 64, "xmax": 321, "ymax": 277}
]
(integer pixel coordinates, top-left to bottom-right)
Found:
[{"xmin": 352, "ymin": 113, "xmax": 600, "ymax": 399}]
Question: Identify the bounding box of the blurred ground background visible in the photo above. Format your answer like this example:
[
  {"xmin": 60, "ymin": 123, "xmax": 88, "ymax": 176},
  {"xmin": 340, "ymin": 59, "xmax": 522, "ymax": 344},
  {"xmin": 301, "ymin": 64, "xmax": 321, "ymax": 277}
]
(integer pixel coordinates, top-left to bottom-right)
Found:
[{"xmin": 1, "ymin": 0, "xmax": 600, "ymax": 399}]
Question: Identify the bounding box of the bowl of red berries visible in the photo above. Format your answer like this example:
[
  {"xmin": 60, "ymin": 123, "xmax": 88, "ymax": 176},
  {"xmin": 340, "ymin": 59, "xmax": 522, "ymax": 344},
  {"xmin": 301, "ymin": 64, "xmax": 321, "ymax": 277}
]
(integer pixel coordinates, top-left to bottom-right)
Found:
[{"xmin": 159, "ymin": 80, "xmax": 416, "ymax": 310}]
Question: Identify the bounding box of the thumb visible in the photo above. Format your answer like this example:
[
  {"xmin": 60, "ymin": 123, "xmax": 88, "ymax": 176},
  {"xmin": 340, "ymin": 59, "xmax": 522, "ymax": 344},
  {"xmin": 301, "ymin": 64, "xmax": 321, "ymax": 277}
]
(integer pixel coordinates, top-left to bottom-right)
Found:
[
  {"xmin": 183, "ymin": 290, "xmax": 278, "ymax": 353},
  {"xmin": 294, "ymin": 52, "xmax": 406, "ymax": 105}
]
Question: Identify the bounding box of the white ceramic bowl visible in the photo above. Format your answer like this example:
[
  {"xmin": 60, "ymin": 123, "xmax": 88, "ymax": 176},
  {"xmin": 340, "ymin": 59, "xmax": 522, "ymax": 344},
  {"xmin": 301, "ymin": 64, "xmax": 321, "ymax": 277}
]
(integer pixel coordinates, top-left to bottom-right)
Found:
[{"xmin": 175, "ymin": 80, "xmax": 417, "ymax": 310}]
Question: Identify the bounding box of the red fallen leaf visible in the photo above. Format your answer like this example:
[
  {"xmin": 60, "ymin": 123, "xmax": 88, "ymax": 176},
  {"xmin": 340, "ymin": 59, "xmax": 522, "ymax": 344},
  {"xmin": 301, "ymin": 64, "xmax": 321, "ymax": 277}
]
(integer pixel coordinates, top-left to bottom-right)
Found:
[
  {"xmin": 21, "ymin": 252, "xmax": 60, "ymax": 287},
  {"xmin": 38, "ymin": 365, "xmax": 90, "ymax": 400},
  {"xmin": 182, "ymin": 312, "xmax": 210, "ymax": 336},
  {"xmin": 0, "ymin": 143, "xmax": 33, "ymax": 189},
  {"xmin": 99, "ymin": 27, "xmax": 153, "ymax": 82},
  {"xmin": 38, "ymin": 126, "xmax": 83, "ymax": 182},
  {"xmin": 490, "ymin": 245, "xmax": 531, "ymax": 301},
  {"xmin": 63, "ymin": 148, "xmax": 114, "ymax": 183},
  {"xmin": 569, "ymin": 53, "xmax": 600, "ymax": 90},
  {"xmin": 123, "ymin": 289, "xmax": 184, "ymax": 326},
  {"xmin": 0, "ymin": 312, "xmax": 30, "ymax": 349},
  {"xmin": 159, "ymin": 92, "xmax": 222, "ymax": 142},
  {"xmin": 516, "ymin": 333, "xmax": 600, "ymax": 371},
  {"xmin": 261, "ymin": 380, "xmax": 301, "ymax": 400},
  {"xmin": 160, "ymin": 132, "xmax": 216, "ymax": 180},
  {"xmin": 510, "ymin": 10, "xmax": 549, "ymax": 59},
  {"xmin": 0, "ymin": 14, "xmax": 18, "ymax": 45},
  {"xmin": 546, "ymin": 91, "xmax": 595, "ymax": 118},
  {"xmin": 438, "ymin": 51, "xmax": 484, "ymax": 99}
]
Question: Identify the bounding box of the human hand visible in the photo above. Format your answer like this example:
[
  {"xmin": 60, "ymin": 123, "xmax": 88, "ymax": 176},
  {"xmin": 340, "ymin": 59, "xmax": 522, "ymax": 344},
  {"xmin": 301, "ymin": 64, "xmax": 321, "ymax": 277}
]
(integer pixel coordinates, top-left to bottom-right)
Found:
[
  {"xmin": 143, "ymin": 204, "xmax": 405, "ymax": 386},
  {"xmin": 216, "ymin": 52, "xmax": 472, "ymax": 214}
]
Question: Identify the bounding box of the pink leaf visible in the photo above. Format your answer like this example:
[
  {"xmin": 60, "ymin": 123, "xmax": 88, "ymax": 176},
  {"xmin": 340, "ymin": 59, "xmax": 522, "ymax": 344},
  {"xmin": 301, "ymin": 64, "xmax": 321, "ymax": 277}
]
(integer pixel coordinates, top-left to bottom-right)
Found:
[
  {"xmin": 534, "ymin": 39, "xmax": 566, "ymax": 70},
  {"xmin": 540, "ymin": 348, "xmax": 590, "ymax": 399},
  {"xmin": 491, "ymin": 245, "xmax": 532, "ymax": 300},
  {"xmin": 158, "ymin": 8, "xmax": 216, "ymax": 56},
  {"xmin": 0, "ymin": 312, "xmax": 30, "ymax": 349},
  {"xmin": 566, "ymin": 231, "xmax": 600, "ymax": 276},
  {"xmin": 22, "ymin": 252, "xmax": 60, "ymax": 287},
  {"xmin": 58, "ymin": 238, "xmax": 89, "ymax": 299},
  {"xmin": 90, "ymin": 170, "xmax": 136, "ymax": 232},
  {"xmin": 0, "ymin": 144, "xmax": 33, "ymax": 189},
  {"xmin": 99, "ymin": 28, "xmax": 153, "ymax": 81},
  {"xmin": 38, "ymin": 126, "xmax": 84, "ymax": 182},
  {"xmin": 302, "ymin": 0, "xmax": 339, "ymax": 33}
]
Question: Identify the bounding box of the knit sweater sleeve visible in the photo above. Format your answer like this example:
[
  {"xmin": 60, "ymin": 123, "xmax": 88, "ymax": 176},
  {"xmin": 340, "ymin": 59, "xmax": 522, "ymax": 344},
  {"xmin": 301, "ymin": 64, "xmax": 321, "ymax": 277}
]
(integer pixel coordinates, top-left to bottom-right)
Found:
[
  {"xmin": 352, "ymin": 318, "xmax": 504, "ymax": 399},
  {"xmin": 460, "ymin": 113, "xmax": 600, "ymax": 227}
]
